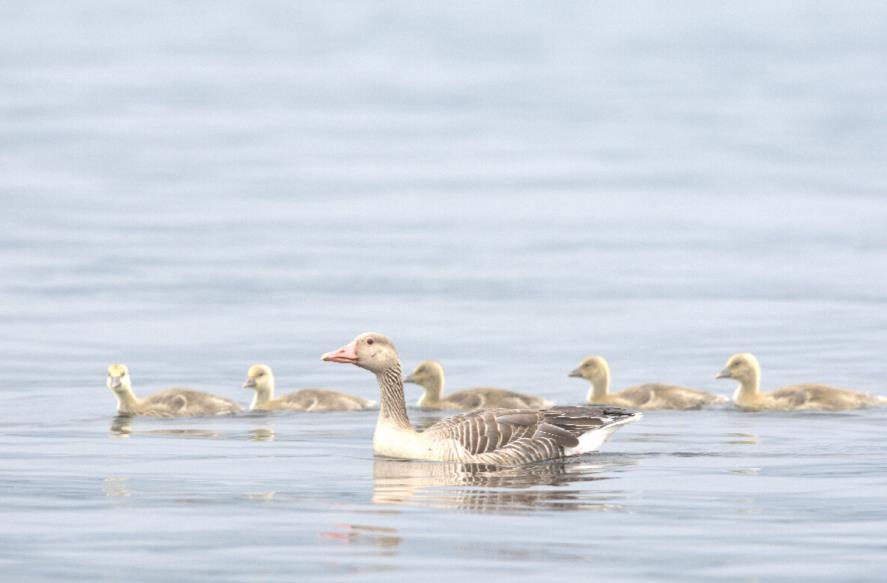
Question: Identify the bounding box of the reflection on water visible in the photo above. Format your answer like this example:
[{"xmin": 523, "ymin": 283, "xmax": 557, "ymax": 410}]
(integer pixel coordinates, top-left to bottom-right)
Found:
[
  {"xmin": 246, "ymin": 491, "xmax": 278, "ymax": 502},
  {"xmin": 3, "ymin": 0, "xmax": 887, "ymax": 577},
  {"xmin": 372, "ymin": 457, "xmax": 630, "ymax": 513},
  {"xmin": 110, "ymin": 417, "xmax": 277, "ymax": 441},
  {"xmin": 726, "ymin": 433, "xmax": 759, "ymax": 445},
  {"xmin": 109, "ymin": 417, "xmax": 222, "ymax": 439},
  {"xmin": 102, "ymin": 476, "xmax": 131, "ymax": 498},
  {"xmin": 248, "ymin": 428, "xmax": 275, "ymax": 442},
  {"xmin": 321, "ymin": 524, "xmax": 402, "ymax": 552}
]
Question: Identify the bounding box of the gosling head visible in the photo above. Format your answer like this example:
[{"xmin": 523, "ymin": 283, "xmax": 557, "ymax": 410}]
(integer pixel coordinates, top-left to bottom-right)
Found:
[
  {"xmin": 403, "ymin": 360, "xmax": 444, "ymax": 387},
  {"xmin": 106, "ymin": 363, "xmax": 131, "ymax": 394},
  {"xmin": 243, "ymin": 364, "xmax": 274, "ymax": 392},
  {"xmin": 321, "ymin": 332, "xmax": 399, "ymax": 375},
  {"xmin": 716, "ymin": 353, "xmax": 760, "ymax": 385},
  {"xmin": 569, "ymin": 355, "xmax": 609, "ymax": 384}
]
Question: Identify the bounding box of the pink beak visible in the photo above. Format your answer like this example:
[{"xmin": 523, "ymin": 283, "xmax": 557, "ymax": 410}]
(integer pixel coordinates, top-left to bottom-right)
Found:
[{"xmin": 321, "ymin": 340, "xmax": 359, "ymax": 364}]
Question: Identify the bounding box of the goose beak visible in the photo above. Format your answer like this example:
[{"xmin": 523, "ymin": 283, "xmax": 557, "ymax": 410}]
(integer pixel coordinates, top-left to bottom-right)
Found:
[
  {"xmin": 242, "ymin": 377, "xmax": 257, "ymax": 389},
  {"xmin": 109, "ymin": 376, "xmax": 122, "ymax": 389},
  {"xmin": 568, "ymin": 368, "xmax": 582, "ymax": 378},
  {"xmin": 716, "ymin": 368, "xmax": 731, "ymax": 379},
  {"xmin": 403, "ymin": 374, "xmax": 416, "ymax": 384},
  {"xmin": 322, "ymin": 340, "xmax": 359, "ymax": 364}
]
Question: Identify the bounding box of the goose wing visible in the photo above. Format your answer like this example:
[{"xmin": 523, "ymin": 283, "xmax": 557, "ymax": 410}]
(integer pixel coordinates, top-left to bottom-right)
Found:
[
  {"xmin": 279, "ymin": 389, "xmax": 373, "ymax": 411},
  {"xmin": 427, "ymin": 405, "xmax": 637, "ymax": 462},
  {"xmin": 772, "ymin": 384, "xmax": 874, "ymax": 410},
  {"xmin": 446, "ymin": 388, "xmax": 550, "ymax": 410},
  {"xmin": 768, "ymin": 386, "xmax": 805, "ymax": 408},
  {"xmin": 616, "ymin": 385, "xmax": 656, "ymax": 407},
  {"xmin": 442, "ymin": 390, "xmax": 486, "ymax": 410},
  {"xmin": 144, "ymin": 389, "xmax": 191, "ymax": 412},
  {"xmin": 625, "ymin": 384, "xmax": 717, "ymax": 409},
  {"xmin": 145, "ymin": 389, "xmax": 241, "ymax": 415}
]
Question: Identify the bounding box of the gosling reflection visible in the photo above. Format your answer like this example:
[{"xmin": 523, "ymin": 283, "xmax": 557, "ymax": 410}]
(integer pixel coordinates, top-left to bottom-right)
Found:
[
  {"xmin": 109, "ymin": 416, "xmax": 222, "ymax": 439},
  {"xmin": 248, "ymin": 428, "xmax": 275, "ymax": 442},
  {"xmin": 373, "ymin": 457, "xmax": 630, "ymax": 513},
  {"xmin": 726, "ymin": 432, "xmax": 759, "ymax": 445},
  {"xmin": 102, "ymin": 476, "xmax": 131, "ymax": 498}
]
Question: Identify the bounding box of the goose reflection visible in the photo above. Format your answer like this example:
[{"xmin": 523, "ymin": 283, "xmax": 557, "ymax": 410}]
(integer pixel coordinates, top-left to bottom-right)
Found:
[
  {"xmin": 321, "ymin": 524, "xmax": 401, "ymax": 552},
  {"xmin": 373, "ymin": 456, "xmax": 632, "ymax": 513},
  {"xmin": 109, "ymin": 416, "xmax": 222, "ymax": 439}
]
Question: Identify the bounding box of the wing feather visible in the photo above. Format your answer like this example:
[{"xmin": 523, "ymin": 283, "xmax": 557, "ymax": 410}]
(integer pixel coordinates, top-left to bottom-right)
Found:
[{"xmin": 427, "ymin": 405, "xmax": 637, "ymax": 462}]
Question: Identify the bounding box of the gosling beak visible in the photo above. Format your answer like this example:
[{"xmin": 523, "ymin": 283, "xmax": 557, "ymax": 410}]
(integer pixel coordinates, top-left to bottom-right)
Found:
[
  {"xmin": 109, "ymin": 376, "xmax": 122, "ymax": 389},
  {"xmin": 242, "ymin": 377, "xmax": 257, "ymax": 389},
  {"xmin": 716, "ymin": 368, "xmax": 731, "ymax": 379},
  {"xmin": 321, "ymin": 340, "xmax": 359, "ymax": 364},
  {"xmin": 568, "ymin": 368, "xmax": 583, "ymax": 378},
  {"xmin": 403, "ymin": 374, "xmax": 416, "ymax": 384}
]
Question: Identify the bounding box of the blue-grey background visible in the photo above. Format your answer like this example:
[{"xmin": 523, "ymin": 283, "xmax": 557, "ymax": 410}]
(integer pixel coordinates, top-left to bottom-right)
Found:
[{"xmin": 1, "ymin": 1, "xmax": 886, "ymax": 581}]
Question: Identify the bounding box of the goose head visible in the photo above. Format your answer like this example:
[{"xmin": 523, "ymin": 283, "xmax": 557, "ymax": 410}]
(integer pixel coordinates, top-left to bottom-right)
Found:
[
  {"xmin": 716, "ymin": 353, "xmax": 760, "ymax": 386},
  {"xmin": 569, "ymin": 355, "xmax": 609, "ymax": 384},
  {"xmin": 106, "ymin": 363, "xmax": 132, "ymax": 395},
  {"xmin": 322, "ymin": 332, "xmax": 399, "ymax": 374},
  {"xmin": 403, "ymin": 360, "xmax": 444, "ymax": 388},
  {"xmin": 243, "ymin": 364, "xmax": 274, "ymax": 392}
]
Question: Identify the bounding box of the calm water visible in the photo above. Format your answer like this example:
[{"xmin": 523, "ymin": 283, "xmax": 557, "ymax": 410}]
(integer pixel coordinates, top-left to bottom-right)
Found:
[{"xmin": 2, "ymin": 1, "xmax": 887, "ymax": 581}]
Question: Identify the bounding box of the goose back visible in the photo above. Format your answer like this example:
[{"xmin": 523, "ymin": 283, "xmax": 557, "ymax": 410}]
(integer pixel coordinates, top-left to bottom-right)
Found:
[
  {"xmin": 261, "ymin": 389, "xmax": 375, "ymax": 412},
  {"xmin": 138, "ymin": 389, "xmax": 242, "ymax": 417},
  {"xmin": 618, "ymin": 384, "xmax": 726, "ymax": 410},
  {"xmin": 437, "ymin": 388, "xmax": 552, "ymax": 411}
]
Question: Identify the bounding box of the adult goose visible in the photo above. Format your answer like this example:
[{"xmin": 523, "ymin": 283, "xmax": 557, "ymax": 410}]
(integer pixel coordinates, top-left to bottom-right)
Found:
[
  {"xmin": 716, "ymin": 352, "xmax": 886, "ymax": 412},
  {"xmin": 321, "ymin": 333, "xmax": 640, "ymax": 465},
  {"xmin": 404, "ymin": 360, "xmax": 552, "ymax": 411},
  {"xmin": 242, "ymin": 364, "xmax": 375, "ymax": 412},
  {"xmin": 106, "ymin": 364, "xmax": 242, "ymax": 417},
  {"xmin": 570, "ymin": 355, "xmax": 726, "ymax": 410}
]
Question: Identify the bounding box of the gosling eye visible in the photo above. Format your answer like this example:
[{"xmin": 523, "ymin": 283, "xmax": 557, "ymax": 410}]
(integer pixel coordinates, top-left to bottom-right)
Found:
[{"xmin": 366, "ymin": 338, "xmax": 375, "ymax": 346}]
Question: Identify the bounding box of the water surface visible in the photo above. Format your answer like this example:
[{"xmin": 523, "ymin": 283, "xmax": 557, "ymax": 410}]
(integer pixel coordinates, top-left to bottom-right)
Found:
[{"xmin": 2, "ymin": 1, "xmax": 887, "ymax": 581}]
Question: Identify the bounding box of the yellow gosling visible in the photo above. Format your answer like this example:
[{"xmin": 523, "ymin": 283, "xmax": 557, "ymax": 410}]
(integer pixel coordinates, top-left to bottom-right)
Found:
[
  {"xmin": 404, "ymin": 360, "xmax": 553, "ymax": 411},
  {"xmin": 106, "ymin": 364, "xmax": 242, "ymax": 417},
  {"xmin": 570, "ymin": 355, "xmax": 726, "ymax": 410},
  {"xmin": 716, "ymin": 353, "xmax": 885, "ymax": 412},
  {"xmin": 242, "ymin": 364, "xmax": 374, "ymax": 412}
]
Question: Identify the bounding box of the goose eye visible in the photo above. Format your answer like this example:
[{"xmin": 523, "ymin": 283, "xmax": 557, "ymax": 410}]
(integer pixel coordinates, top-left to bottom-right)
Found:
[{"xmin": 367, "ymin": 338, "xmax": 375, "ymax": 345}]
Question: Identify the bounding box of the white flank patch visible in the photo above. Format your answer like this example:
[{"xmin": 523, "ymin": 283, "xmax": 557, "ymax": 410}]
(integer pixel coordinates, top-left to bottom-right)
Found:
[{"xmin": 564, "ymin": 413, "xmax": 642, "ymax": 456}]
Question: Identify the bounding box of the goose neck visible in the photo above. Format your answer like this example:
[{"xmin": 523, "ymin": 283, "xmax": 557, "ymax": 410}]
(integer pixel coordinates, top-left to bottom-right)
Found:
[
  {"xmin": 417, "ymin": 374, "xmax": 444, "ymax": 407},
  {"xmin": 587, "ymin": 371, "xmax": 610, "ymax": 402},
  {"xmin": 736, "ymin": 374, "xmax": 760, "ymax": 396},
  {"xmin": 115, "ymin": 384, "xmax": 140, "ymax": 414},
  {"xmin": 377, "ymin": 363, "xmax": 412, "ymax": 430},
  {"xmin": 250, "ymin": 382, "xmax": 274, "ymax": 410}
]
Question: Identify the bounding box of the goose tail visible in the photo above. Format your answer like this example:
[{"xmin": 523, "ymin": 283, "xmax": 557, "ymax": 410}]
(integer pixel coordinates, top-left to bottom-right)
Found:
[{"xmin": 543, "ymin": 405, "xmax": 640, "ymax": 456}]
